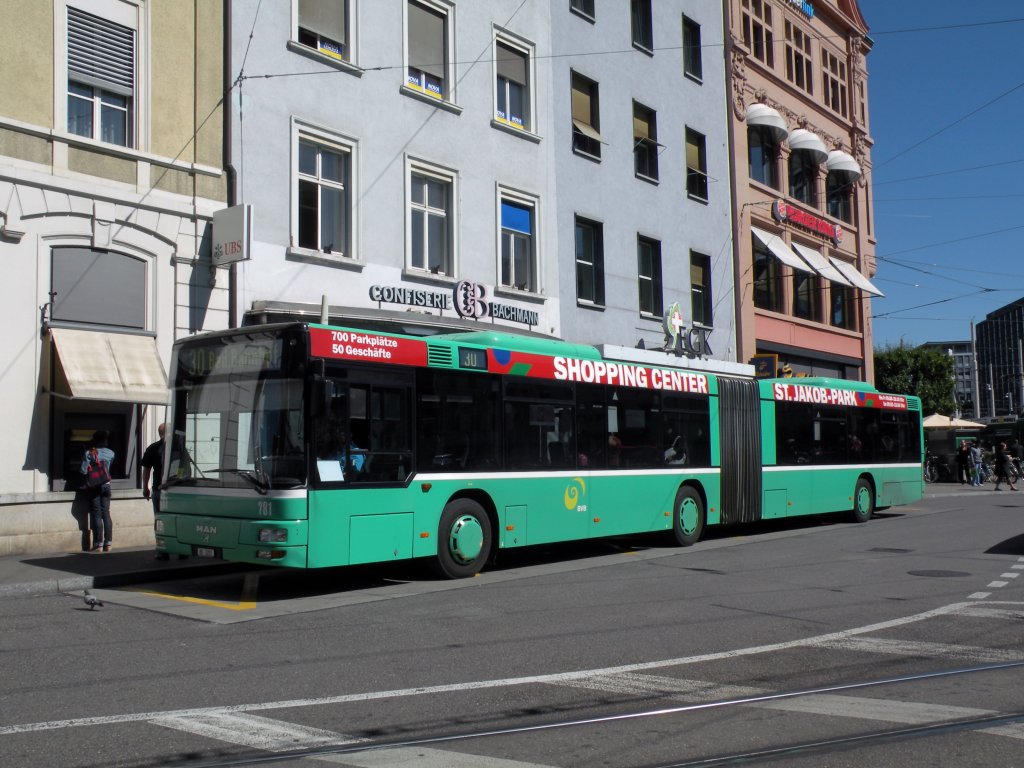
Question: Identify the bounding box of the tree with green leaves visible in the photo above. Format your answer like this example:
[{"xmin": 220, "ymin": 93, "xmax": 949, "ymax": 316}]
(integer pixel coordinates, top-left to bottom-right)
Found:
[{"xmin": 873, "ymin": 344, "xmax": 956, "ymax": 416}]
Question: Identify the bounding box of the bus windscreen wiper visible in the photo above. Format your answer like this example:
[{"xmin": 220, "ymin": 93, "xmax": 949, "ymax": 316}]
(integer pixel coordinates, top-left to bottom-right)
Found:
[{"xmin": 206, "ymin": 467, "xmax": 269, "ymax": 495}]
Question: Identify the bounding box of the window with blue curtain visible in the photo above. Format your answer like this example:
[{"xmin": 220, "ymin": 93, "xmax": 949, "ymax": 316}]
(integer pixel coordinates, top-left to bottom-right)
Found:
[{"xmin": 501, "ymin": 201, "xmax": 534, "ymax": 291}]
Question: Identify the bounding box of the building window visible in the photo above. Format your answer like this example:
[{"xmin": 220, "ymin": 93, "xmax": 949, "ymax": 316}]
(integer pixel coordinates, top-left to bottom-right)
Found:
[
  {"xmin": 570, "ymin": 0, "xmax": 595, "ymax": 20},
  {"xmin": 66, "ymin": 6, "xmax": 136, "ymax": 147},
  {"xmin": 637, "ymin": 236, "xmax": 663, "ymax": 317},
  {"xmin": 495, "ymin": 39, "xmax": 530, "ymax": 131},
  {"xmin": 741, "ymin": 0, "xmax": 774, "ymax": 68},
  {"xmin": 297, "ymin": 0, "xmax": 349, "ymax": 61},
  {"xmin": 831, "ymin": 282, "xmax": 855, "ymax": 330},
  {"xmin": 822, "ymin": 48, "xmax": 848, "ymax": 117},
  {"xmin": 49, "ymin": 247, "xmax": 150, "ymax": 491},
  {"xmin": 690, "ymin": 252, "xmax": 713, "ymax": 327},
  {"xmin": 682, "ymin": 15, "xmax": 703, "ymax": 80},
  {"xmin": 571, "ymin": 71, "xmax": 602, "ymax": 159},
  {"xmin": 500, "ymin": 196, "xmax": 536, "ymax": 292},
  {"xmin": 633, "ymin": 102, "xmax": 659, "ymax": 181},
  {"xmin": 406, "ymin": 0, "xmax": 450, "ymax": 100},
  {"xmin": 631, "ymin": 0, "xmax": 653, "ymax": 52},
  {"xmin": 789, "ymin": 151, "xmax": 818, "ymax": 206},
  {"xmin": 298, "ymin": 137, "xmax": 351, "ymax": 256},
  {"xmin": 753, "ymin": 235, "xmax": 782, "ymax": 312},
  {"xmin": 409, "ymin": 166, "xmax": 454, "ymax": 275},
  {"xmin": 52, "ymin": 247, "xmax": 147, "ymax": 329},
  {"xmin": 793, "ymin": 270, "xmax": 820, "ymax": 321},
  {"xmin": 685, "ymin": 128, "xmax": 708, "ymax": 201},
  {"xmin": 827, "ymin": 173, "xmax": 852, "ymax": 223},
  {"xmin": 575, "ymin": 216, "xmax": 605, "ymax": 306},
  {"xmin": 784, "ymin": 20, "xmax": 813, "ymax": 95},
  {"xmin": 856, "ymin": 80, "xmax": 868, "ymax": 127},
  {"xmin": 748, "ymin": 127, "xmax": 779, "ymax": 189}
]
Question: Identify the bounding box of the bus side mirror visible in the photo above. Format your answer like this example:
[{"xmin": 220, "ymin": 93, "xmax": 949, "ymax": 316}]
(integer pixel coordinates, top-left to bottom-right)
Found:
[{"xmin": 312, "ymin": 377, "xmax": 334, "ymax": 417}]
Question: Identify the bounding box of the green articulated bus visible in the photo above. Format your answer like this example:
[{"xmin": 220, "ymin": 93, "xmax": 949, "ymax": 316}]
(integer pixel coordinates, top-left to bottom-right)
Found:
[{"xmin": 156, "ymin": 322, "xmax": 924, "ymax": 578}]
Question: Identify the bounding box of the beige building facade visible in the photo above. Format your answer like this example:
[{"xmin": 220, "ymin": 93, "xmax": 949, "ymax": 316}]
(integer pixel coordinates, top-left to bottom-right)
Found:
[
  {"xmin": 726, "ymin": 0, "xmax": 880, "ymax": 382},
  {"xmin": 0, "ymin": 0, "xmax": 228, "ymax": 554}
]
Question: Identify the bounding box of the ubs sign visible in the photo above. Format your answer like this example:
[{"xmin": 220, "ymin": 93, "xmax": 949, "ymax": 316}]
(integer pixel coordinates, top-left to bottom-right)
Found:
[{"xmin": 369, "ymin": 281, "xmax": 539, "ymax": 327}]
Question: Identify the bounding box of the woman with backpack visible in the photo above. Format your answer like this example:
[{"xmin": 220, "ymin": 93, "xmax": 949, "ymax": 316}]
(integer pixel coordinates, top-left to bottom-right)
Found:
[{"xmin": 81, "ymin": 430, "xmax": 115, "ymax": 551}]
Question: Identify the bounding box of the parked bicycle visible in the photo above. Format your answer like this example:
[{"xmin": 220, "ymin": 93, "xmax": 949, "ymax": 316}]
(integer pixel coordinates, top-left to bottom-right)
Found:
[{"xmin": 924, "ymin": 450, "xmax": 953, "ymax": 483}]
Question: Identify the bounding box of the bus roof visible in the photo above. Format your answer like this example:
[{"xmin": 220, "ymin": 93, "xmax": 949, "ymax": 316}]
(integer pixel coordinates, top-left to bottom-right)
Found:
[{"xmin": 425, "ymin": 329, "xmax": 603, "ymax": 360}]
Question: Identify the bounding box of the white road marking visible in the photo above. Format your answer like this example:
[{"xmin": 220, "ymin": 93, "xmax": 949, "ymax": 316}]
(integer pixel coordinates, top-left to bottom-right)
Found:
[
  {"xmin": 988, "ymin": 581, "xmax": 1009, "ymax": 588},
  {"xmin": 150, "ymin": 712, "xmax": 362, "ymax": 752},
  {"xmin": 956, "ymin": 605, "xmax": 1024, "ymax": 620},
  {"xmin": 562, "ymin": 673, "xmax": 761, "ymax": 702},
  {"xmin": 316, "ymin": 747, "xmax": 559, "ymax": 767},
  {"xmin": 969, "ymin": 592, "xmax": 992, "ymax": 599},
  {"xmin": 756, "ymin": 693, "xmax": 993, "ymax": 724},
  {"xmin": 2, "ymin": 601, "xmax": 1022, "ymax": 737},
  {"xmin": 1011, "ymin": 564, "xmax": 1024, "ymax": 570},
  {"xmin": 564, "ymin": 674, "xmax": 1024, "ymax": 741},
  {"xmin": 1000, "ymin": 572, "xmax": 1019, "ymax": 579},
  {"xmin": 810, "ymin": 636, "xmax": 1022, "ymax": 664}
]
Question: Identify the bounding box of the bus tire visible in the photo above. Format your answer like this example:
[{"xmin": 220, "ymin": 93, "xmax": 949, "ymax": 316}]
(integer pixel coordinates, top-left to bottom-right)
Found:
[
  {"xmin": 672, "ymin": 486, "xmax": 704, "ymax": 547},
  {"xmin": 433, "ymin": 499, "xmax": 492, "ymax": 579},
  {"xmin": 851, "ymin": 478, "xmax": 874, "ymax": 523}
]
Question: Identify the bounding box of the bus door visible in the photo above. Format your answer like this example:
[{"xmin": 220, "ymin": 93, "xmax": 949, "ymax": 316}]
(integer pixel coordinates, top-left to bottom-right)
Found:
[{"xmin": 310, "ymin": 367, "xmax": 415, "ymax": 566}]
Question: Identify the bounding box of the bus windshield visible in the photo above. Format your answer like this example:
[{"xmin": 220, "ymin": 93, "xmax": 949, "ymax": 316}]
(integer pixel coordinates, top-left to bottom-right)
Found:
[{"xmin": 167, "ymin": 332, "xmax": 306, "ymax": 490}]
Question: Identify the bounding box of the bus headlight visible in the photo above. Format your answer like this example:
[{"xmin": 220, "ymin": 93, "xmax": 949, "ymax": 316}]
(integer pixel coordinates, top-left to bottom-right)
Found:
[
  {"xmin": 258, "ymin": 528, "xmax": 287, "ymax": 543},
  {"xmin": 154, "ymin": 519, "xmax": 165, "ymax": 534}
]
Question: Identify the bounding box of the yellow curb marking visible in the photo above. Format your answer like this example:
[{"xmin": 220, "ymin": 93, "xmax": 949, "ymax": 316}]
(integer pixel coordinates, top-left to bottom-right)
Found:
[{"xmin": 127, "ymin": 572, "xmax": 260, "ymax": 611}]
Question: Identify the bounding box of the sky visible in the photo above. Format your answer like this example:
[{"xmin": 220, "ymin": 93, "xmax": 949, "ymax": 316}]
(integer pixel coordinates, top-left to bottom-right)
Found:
[{"xmin": 857, "ymin": 1, "xmax": 1024, "ymax": 349}]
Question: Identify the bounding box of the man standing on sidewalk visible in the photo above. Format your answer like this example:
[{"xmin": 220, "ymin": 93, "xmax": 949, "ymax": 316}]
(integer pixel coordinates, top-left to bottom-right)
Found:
[
  {"xmin": 970, "ymin": 440, "xmax": 984, "ymax": 486},
  {"xmin": 142, "ymin": 423, "xmax": 168, "ymax": 560}
]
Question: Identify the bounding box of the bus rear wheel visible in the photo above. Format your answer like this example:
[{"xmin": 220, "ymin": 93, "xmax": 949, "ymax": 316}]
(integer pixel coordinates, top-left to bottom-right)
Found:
[
  {"xmin": 851, "ymin": 478, "xmax": 874, "ymax": 523},
  {"xmin": 672, "ymin": 486, "xmax": 704, "ymax": 546},
  {"xmin": 433, "ymin": 499, "xmax": 492, "ymax": 579}
]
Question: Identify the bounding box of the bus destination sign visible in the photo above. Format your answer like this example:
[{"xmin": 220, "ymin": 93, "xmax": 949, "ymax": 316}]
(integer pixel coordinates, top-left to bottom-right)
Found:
[
  {"xmin": 773, "ymin": 383, "xmax": 907, "ymax": 410},
  {"xmin": 310, "ymin": 328, "xmax": 427, "ymax": 366}
]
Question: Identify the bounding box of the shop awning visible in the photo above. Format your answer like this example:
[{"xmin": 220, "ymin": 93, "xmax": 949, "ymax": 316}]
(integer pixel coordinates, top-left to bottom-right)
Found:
[
  {"xmin": 790, "ymin": 242, "xmax": 854, "ymax": 286},
  {"xmin": 49, "ymin": 328, "xmax": 169, "ymax": 404},
  {"xmin": 830, "ymin": 258, "xmax": 885, "ymax": 297},
  {"xmin": 826, "ymin": 150, "xmax": 862, "ymax": 181},
  {"xmin": 787, "ymin": 129, "xmax": 829, "ymax": 164},
  {"xmin": 751, "ymin": 227, "xmax": 813, "ymax": 273},
  {"xmin": 745, "ymin": 103, "xmax": 788, "ymax": 144}
]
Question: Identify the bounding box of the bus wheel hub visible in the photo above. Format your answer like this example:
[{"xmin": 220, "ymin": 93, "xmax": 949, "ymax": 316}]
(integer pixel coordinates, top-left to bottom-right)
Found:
[
  {"xmin": 449, "ymin": 515, "xmax": 484, "ymax": 563},
  {"xmin": 679, "ymin": 499, "xmax": 699, "ymax": 534}
]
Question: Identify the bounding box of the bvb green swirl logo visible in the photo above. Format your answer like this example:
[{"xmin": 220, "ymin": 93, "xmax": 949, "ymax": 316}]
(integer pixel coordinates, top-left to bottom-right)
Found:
[{"xmin": 563, "ymin": 477, "xmax": 586, "ymax": 510}]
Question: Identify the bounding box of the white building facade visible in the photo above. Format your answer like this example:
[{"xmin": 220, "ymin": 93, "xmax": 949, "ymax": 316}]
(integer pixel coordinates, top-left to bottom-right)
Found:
[{"xmin": 228, "ymin": 0, "xmax": 736, "ymax": 359}]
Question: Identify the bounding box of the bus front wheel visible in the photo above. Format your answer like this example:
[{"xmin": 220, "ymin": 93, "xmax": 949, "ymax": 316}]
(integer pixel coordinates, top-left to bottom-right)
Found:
[
  {"xmin": 672, "ymin": 486, "xmax": 705, "ymax": 546},
  {"xmin": 434, "ymin": 499, "xmax": 492, "ymax": 579},
  {"xmin": 851, "ymin": 478, "xmax": 874, "ymax": 523}
]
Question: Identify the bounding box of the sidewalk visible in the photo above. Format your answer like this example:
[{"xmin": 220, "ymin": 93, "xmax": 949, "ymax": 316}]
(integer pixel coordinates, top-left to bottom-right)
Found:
[
  {"xmin": 0, "ymin": 482, "xmax": 988, "ymax": 598},
  {"xmin": 0, "ymin": 546, "xmax": 251, "ymax": 597}
]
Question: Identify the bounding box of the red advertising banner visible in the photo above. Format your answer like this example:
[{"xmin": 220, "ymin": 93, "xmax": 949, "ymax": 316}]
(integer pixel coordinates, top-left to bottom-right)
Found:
[
  {"xmin": 310, "ymin": 328, "xmax": 428, "ymax": 366},
  {"xmin": 772, "ymin": 382, "xmax": 908, "ymax": 410}
]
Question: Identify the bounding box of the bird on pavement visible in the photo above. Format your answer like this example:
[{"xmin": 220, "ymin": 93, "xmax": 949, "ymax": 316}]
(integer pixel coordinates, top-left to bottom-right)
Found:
[{"xmin": 83, "ymin": 590, "xmax": 103, "ymax": 610}]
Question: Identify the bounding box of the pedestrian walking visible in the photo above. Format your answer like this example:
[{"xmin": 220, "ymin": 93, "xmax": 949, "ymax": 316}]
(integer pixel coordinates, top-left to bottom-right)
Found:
[
  {"xmin": 993, "ymin": 442, "xmax": 1018, "ymax": 491},
  {"xmin": 81, "ymin": 430, "xmax": 114, "ymax": 551}
]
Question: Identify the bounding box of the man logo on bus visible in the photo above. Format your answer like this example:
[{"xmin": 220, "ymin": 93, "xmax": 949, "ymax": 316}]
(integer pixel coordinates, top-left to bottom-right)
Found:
[
  {"xmin": 564, "ymin": 477, "xmax": 587, "ymax": 512},
  {"xmin": 453, "ymin": 281, "xmax": 489, "ymax": 319}
]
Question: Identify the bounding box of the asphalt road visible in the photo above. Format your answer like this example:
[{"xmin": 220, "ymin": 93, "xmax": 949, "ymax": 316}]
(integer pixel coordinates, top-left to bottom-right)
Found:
[{"xmin": 2, "ymin": 490, "xmax": 1023, "ymax": 767}]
